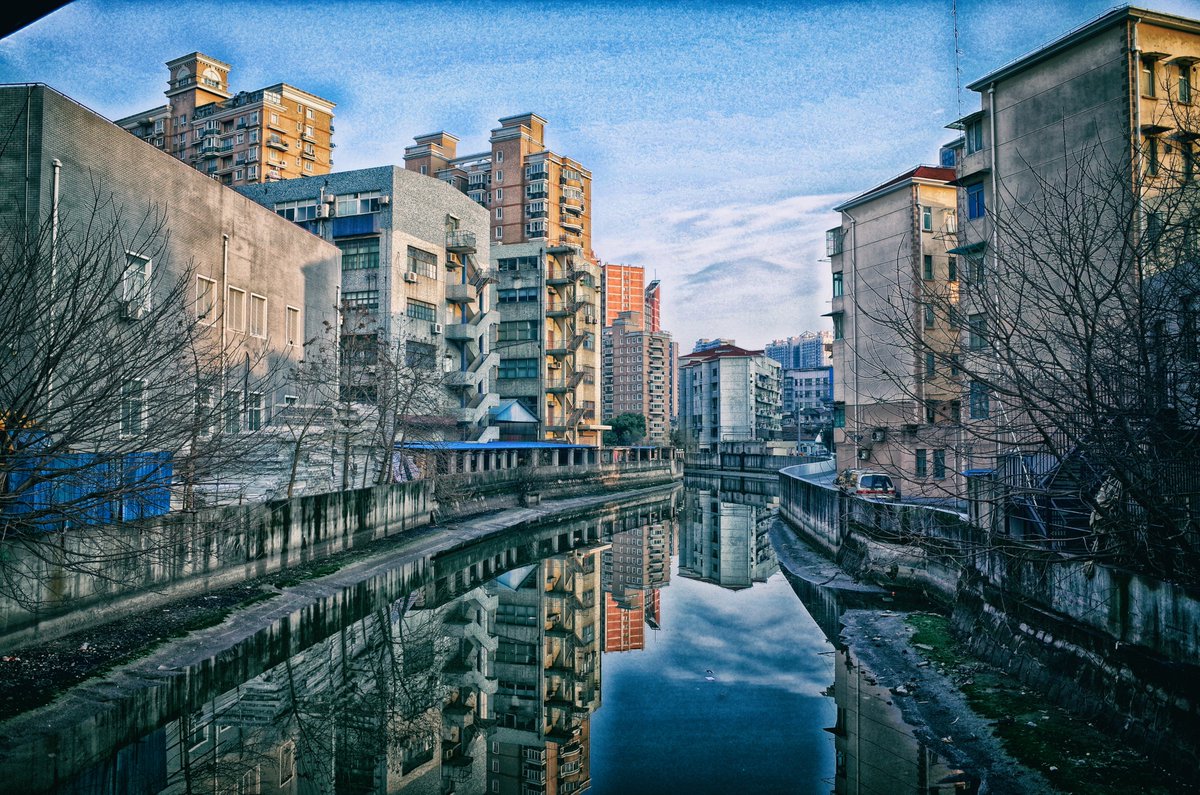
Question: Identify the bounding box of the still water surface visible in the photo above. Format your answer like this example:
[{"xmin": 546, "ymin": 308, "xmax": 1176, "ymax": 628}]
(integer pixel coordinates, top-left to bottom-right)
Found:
[{"xmin": 12, "ymin": 476, "xmax": 951, "ymax": 794}]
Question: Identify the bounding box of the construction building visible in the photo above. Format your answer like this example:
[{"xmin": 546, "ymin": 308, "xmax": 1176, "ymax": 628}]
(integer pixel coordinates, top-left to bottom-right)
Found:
[{"xmin": 116, "ymin": 52, "xmax": 335, "ymax": 188}]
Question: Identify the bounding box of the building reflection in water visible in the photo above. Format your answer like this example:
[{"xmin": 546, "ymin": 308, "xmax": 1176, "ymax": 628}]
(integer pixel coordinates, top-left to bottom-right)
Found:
[
  {"xmin": 601, "ymin": 512, "xmax": 673, "ymax": 653},
  {"xmin": 678, "ymin": 475, "xmax": 779, "ymax": 590},
  {"xmin": 46, "ymin": 496, "xmax": 684, "ymax": 795},
  {"xmin": 827, "ymin": 648, "xmax": 977, "ymax": 794}
]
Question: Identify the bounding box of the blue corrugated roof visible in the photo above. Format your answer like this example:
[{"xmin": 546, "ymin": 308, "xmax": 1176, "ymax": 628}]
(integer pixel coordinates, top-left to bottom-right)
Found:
[{"xmin": 400, "ymin": 441, "xmax": 594, "ymax": 451}]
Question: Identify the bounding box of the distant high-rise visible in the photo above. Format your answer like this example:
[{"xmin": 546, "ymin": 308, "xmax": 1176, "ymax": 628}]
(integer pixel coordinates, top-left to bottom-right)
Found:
[
  {"xmin": 602, "ymin": 311, "xmax": 674, "ymax": 443},
  {"xmin": 765, "ymin": 332, "xmax": 832, "ymax": 370},
  {"xmin": 116, "ymin": 52, "xmax": 335, "ymax": 188},
  {"xmin": 602, "ymin": 264, "xmax": 645, "ymax": 327}
]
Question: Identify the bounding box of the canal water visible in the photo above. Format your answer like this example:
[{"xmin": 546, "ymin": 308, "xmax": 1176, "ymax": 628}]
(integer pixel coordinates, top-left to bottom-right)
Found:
[{"xmin": 8, "ymin": 474, "xmax": 953, "ymax": 794}]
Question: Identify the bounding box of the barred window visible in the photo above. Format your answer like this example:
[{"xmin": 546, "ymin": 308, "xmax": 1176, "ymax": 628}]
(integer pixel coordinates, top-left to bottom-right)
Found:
[
  {"xmin": 499, "ymin": 358, "xmax": 539, "ymax": 379},
  {"xmin": 498, "ymin": 287, "xmax": 539, "ymax": 303},
  {"xmin": 343, "ymin": 290, "xmax": 379, "ymax": 311},
  {"xmin": 498, "ymin": 320, "xmax": 539, "ymax": 342}
]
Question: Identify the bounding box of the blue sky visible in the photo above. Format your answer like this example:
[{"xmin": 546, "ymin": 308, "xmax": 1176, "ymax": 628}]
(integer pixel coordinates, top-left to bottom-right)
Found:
[{"xmin": 4, "ymin": 0, "xmax": 1200, "ymax": 348}]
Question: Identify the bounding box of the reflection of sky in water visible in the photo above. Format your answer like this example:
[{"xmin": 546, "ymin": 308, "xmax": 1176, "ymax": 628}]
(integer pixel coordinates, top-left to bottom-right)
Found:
[{"xmin": 590, "ymin": 567, "xmax": 836, "ymax": 794}]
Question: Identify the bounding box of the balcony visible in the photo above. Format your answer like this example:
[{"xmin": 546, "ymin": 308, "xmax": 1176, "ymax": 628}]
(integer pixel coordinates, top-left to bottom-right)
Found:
[
  {"xmin": 561, "ymin": 196, "xmax": 584, "ymax": 215},
  {"xmin": 547, "ymin": 237, "xmax": 582, "ymax": 255},
  {"xmin": 446, "ymin": 283, "xmax": 477, "ymax": 304},
  {"xmin": 546, "ymin": 267, "xmax": 575, "ymax": 286},
  {"xmin": 265, "ymin": 136, "xmax": 289, "ymax": 151},
  {"xmin": 561, "ymin": 217, "xmax": 584, "ymax": 233},
  {"xmin": 446, "ymin": 230, "xmax": 477, "ymax": 254},
  {"xmin": 545, "ymin": 300, "xmax": 578, "ymax": 317}
]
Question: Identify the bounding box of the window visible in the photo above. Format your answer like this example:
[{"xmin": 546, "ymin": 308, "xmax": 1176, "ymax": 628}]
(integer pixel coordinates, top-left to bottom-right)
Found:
[
  {"xmin": 406, "ymin": 299, "xmax": 437, "ymax": 322},
  {"xmin": 245, "ymin": 392, "xmax": 263, "ymax": 431},
  {"xmin": 1181, "ymin": 64, "xmax": 1193, "ymax": 103},
  {"xmin": 497, "ymin": 287, "xmax": 539, "ymax": 303},
  {"xmin": 922, "ymin": 206, "xmax": 933, "ymax": 231},
  {"xmin": 286, "ymin": 306, "xmax": 301, "ymax": 345},
  {"xmin": 495, "ymin": 149, "xmax": 504, "ymax": 163},
  {"xmin": 915, "ymin": 448, "xmax": 927, "ymax": 477},
  {"xmin": 279, "ymin": 743, "xmax": 295, "ymax": 787},
  {"xmin": 499, "ymin": 358, "xmax": 539, "ymax": 379},
  {"xmin": 947, "ymin": 256, "xmax": 958, "ymax": 282},
  {"xmin": 335, "ymin": 191, "xmax": 381, "ymax": 216},
  {"xmin": 925, "ymin": 351, "xmax": 935, "ymax": 376},
  {"xmin": 122, "ymin": 252, "xmax": 151, "ymax": 316},
  {"xmin": 232, "ymin": 169, "xmax": 243, "ymax": 181},
  {"xmin": 407, "ymin": 246, "xmax": 437, "ymax": 277},
  {"xmin": 120, "ymin": 379, "xmax": 146, "ymax": 436},
  {"xmin": 832, "ymin": 271, "xmax": 844, "ymax": 297},
  {"xmin": 249, "ymin": 293, "xmax": 267, "ymax": 338},
  {"xmin": 965, "ymin": 119, "xmax": 983, "ymax": 154},
  {"xmin": 970, "ymin": 255, "xmax": 985, "ymax": 282},
  {"xmin": 196, "ymin": 276, "xmax": 216, "ymax": 322},
  {"xmin": 967, "ymin": 182, "xmax": 986, "ymax": 219},
  {"xmin": 969, "ymin": 381, "xmax": 990, "ymax": 419},
  {"xmin": 495, "ymin": 188, "xmax": 503, "ymax": 201},
  {"xmin": 923, "ymin": 254, "xmax": 934, "ymax": 279},
  {"xmin": 339, "ymin": 237, "xmax": 380, "ymax": 270},
  {"xmin": 498, "ymin": 320, "xmax": 539, "ymax": 342},
  {"xmin": 341, "ymin": 333, "xmax": 378, "ymax": 366},
  {"xmin": 525, "ymin": 220, "xmax": 546, "ymax": 237},
  {"xmin": 419, "ymin": 164, "xmax": 427, "ymax": 175},
  {"xmin": 498, "ymin": 256, "xmax": 539, "ymax": 271},
  {"xmin": 1146, "ymin": 136, "xmax": 1160, "ymax": 176},
  {"xmin": 933, "ymin": 449, "xmax": 946, "ymax": 479},
  {"xmin": 833, "ymin": 402, "xmax": 846, "ymax": 428},
  {"xmin": 968, "ymin": 313, "xmax": 987, "ymax": 349},
  {"xmin": 495, "ymin": 207, "xmax": 503, "ymax": 220},
  {"xmin": 495, "ymin": 170, "xmax": 503, "ymax": 183},
  {"xmin": 247, "ymin": 164, "xmax": 258, "ymax": 179},
  {"xmin": 832, "ymin": 312, "xmax": 844, "ymax": 339},
  {"xmin": 342, "ymin": 290, "xmax": 379, "ymax": 311},
  {"xmin": 227, "ymin": 287, "xmax": 246, "ymax": 331},
  {"xmin": 924, "ymin": 303, "xmax": 935, "ymax": 328},
  {"xmin": 925, "ymin": 400, "xmax": 937, "ymax": 423},
  {"xmin": 223, "ymin": 392, "xmax": 241, "ymax": 434},
  {"xmin": 1143, "ymin": 57, "xmax": 1157, "ymax": 97},
  {"xmin": 950, "ymin": 355, "xmax": 960, "ymax": 376},
  {"xmin": 1185, "ymin": 142, "xmax": 1195, "ymax": 183},
  {"xmin": 495, "ymin": 226, "xmax": 503, "ymax": 239}
]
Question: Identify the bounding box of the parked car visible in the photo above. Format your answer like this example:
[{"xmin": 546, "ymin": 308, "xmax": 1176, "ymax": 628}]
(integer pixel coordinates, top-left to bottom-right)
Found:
[{"xmin": 836, "ymin": 469, "xmax": 899, "ymax": 501}]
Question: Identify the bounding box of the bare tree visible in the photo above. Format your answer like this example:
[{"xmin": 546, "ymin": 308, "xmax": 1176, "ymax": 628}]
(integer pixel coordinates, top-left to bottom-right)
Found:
[
  {"xmin": 0, "ymin": 182, "xmax": 289, "ymax": 606},
  {"xmin": 862, "ymin": 126, "xmax": 1200, "ymax": 582}
]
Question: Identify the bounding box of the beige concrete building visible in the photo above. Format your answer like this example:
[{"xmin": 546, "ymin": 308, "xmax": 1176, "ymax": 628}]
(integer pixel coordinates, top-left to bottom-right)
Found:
[
  {"xmin": 678, "ymin": 344, "xmax": 782, "ymax": 450},
  {"xmin": 601, "ymin": 310, "xmax": 675, "ymax": 444},
  {"xmin": 116, "ymin": 52, "xmax": 335, "ymax": 188},
  {"xmin": 944, "ymin": 6, "xmax": 1200, "ymax": 500},
  {"xmin": 827, "ymin": 165, "xmax": 960, "ymax": 497}
]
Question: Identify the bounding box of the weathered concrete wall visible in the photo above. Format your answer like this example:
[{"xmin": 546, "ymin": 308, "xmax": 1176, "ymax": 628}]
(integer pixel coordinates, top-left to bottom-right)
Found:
[
  {"xmin": 1, "ymin": 459, "xmax": 680, "ymax": 651},
  {"xmin": 777, "ymin": 467, "xmax": 1200, "ymax": 779}
]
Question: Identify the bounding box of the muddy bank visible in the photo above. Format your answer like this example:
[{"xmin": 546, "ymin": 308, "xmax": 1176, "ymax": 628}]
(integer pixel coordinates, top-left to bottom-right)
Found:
[{"xmin": 770, "ymin": 518, "xmax": 1181, "ymax": 795}]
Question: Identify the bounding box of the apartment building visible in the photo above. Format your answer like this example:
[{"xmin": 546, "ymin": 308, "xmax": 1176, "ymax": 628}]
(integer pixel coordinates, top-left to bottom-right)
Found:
[
  {"xmin": 782, "ymin": 366, "xmax": 834, "ymax": 440},
  {"xmin": 601, "ymin": 310, "xmax": 676, "ymax": 444},
  {"xmin": 486, "ymin": 549, "xmax": 602, "ymax": 795},
  {"xmin": 601, "ymin": 263, "xmax": 645, "ymax": 327},
  {"xmin": 826, "ymin": 165, "xmax": 960, "ymax": 497},
  {"xmin": 942, "ymin": 7, "xmax": 1200, "ymax": 530},
  {"xmin": 602, "ymin": 520, "xmax": 670, "ymax": 652},
  {"xmin": 678, "ymin": 344, "xmax": 782, "ymax": 450},
  {"xmin": 406, "ymin": 116, "xmax": 603, "ymax": 444},
  {"xmin": 0, "ymin": 84, "xmax": 341, "ymax": 503},
  {"xmin": 765, "ymin": 331, "xmax": 832, "ymax": 370},
  {"xmin": 116, "ymin": 52, "xmax": 334, "ymax": 188},
  {"xmin": 678, "ymin": 485, "xmax": 777, "ymax": 590},
  {"xmin": 238, "ymin": 166, "xmax": 498, "ymax": 442}
]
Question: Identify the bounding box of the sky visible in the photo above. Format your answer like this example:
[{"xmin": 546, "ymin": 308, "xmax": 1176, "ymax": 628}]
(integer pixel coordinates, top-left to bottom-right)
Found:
[{"xmin": 4, "ymin": 0, "xmax": 1200, "ymax": 350}]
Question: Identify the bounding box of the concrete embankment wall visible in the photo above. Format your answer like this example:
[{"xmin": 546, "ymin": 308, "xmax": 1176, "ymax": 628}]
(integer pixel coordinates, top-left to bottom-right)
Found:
[
  {"xmin": 777, "ymin": 466, "xmax": 1200, "ymax": 780},
  {"xmin": 0, "ymin": 460, "xmax": 680, "ymax": 651}
]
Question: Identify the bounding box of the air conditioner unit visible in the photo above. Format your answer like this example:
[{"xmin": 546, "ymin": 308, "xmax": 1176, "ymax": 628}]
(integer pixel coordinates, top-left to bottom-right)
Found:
[
  {"xmin": 871, "ymin": 428, "xmax": 887, "ymax": 442},
  {"xmin": 378, "ymin": 195, "xmax": 390, "ymax": 205},
  {"xmin": 431, "ymin": 323, "xmax": 443, "ymax": 335},
  {"xmin": 547, "ymin": 361, "xmax": 561, "ymax": 370},
  {"xmin": 118, "ymin": 300, "xmax": 145, "ymax": 321},
  {"xmin": 403, "ymin": 272, "xmax": 419, "ymax": 283},
  {"xmin": 315, "ymin": 204, "xmax": 330, "ymax": 219},
  {"xmin": 857, "ymin": 448, "xmax": 871, "ymax": 461}
]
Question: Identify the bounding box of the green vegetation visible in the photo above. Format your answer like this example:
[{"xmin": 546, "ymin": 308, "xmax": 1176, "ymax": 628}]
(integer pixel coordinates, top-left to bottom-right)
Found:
[
  {"xmin": 905, "ymin": 613, "xmax": 1175, "ymax": 794},
  {"xmin": 603, "ymin": 412, "xmax": 646, "ymax": 446}
]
